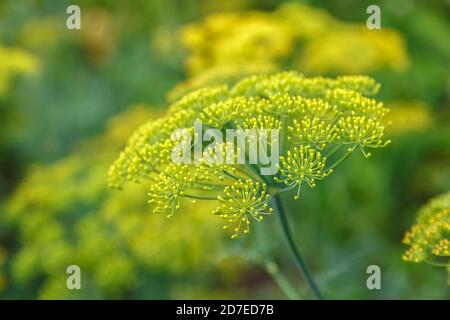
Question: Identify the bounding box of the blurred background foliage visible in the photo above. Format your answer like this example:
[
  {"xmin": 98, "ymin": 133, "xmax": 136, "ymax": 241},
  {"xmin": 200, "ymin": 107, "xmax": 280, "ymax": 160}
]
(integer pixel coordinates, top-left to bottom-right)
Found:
[{"xmin": 0, "ymin": 0, "xmax": 449, "ymax": 299}]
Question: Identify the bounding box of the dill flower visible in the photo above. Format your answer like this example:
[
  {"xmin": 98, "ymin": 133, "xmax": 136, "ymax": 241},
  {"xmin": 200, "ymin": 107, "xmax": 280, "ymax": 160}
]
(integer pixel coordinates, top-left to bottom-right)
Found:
[
  {"xmin": 214, "ymin": 180, "xmax": 273, "ymax": 239},
  {"xmin": 386, "ymin": 101, "xmax": 433, "ymax": 135},
  {"xmin": 300, "ymin": 26, "xmax": 408, "ymax": 74},
  {"xmin": 178, "ymin": 3, "xmax": 408, "ymax": 78},
  {"xmin": 166, "ymin": 63, "xmax": 278, "ymax": 102},
  {"xmin": 147, "ymin": 164, "xmax": 196, "ymax": 217},
  {"xmin": 275, "ymin": 146, "xmax": 331, "ymax": 199},
  {"xmin": 170, "ymin": 3, "xmax": 408, "ymax": 126},
  {"xmin": 402, "ymin": 192, "xmax": 450, "ymax": 282},
  {"xmin": 199, "ymin": 98, "xmax": 242, "ymax": 128},
  {"xmin": 196, "ymin": 142, "xmax": 238, "ymax": 184},
  {"xmin": 109, "ymin": 72, "xmax": 391, "ymax": 239},
  {"xmin": 180, "ymin": 11, "xmax": 294, "ymax": 76},
  {"xmin": 288, "ymin": 118, "xmax": 337, "ymax": 149},
  {"xmin": 242, "ymin": 115, "xmax": 282, "ymax": 132},
  {"xmin": 109, "ymin": 72, "xmax": 392, "ymax": 300},
  {"xmin": 337, "ymin": 116, "xmax": 391, "ymax": 158}
]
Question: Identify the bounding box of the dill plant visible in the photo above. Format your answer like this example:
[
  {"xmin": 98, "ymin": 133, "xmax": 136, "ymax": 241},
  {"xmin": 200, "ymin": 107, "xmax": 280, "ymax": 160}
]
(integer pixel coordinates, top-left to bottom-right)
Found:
[
  {"xmin": 386, "ymin": 101, "xmax": 432, "ymax": 135},
  {"xmin": 109, "ymin": 72, "xmax": 391, "ymax": 299},
  {"xmin": 403, "ymin": 192, "xmax": 450, "ymax": 283},
  {"xmin": 167, "ymin": 3, "xmax": 408, "ymax": 103},
  {"xmin": 171, "ymin": 2, "xmax": 408, "ymax": 96},
  {"xmin": 179, "ymin": 3, "xmax": 407, "ymax": 77}
]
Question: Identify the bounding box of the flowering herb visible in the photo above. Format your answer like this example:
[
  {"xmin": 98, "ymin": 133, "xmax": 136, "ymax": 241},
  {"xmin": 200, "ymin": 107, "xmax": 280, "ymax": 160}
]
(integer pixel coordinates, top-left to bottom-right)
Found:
[
  {"xmin": 403, "ymin": 192, "xmax": 450, "ymax": 283},
  {"xmin": 109, "ymin": 71, "xmax": 391, "ymax": 298},
  {"xmin": 167, "ymin": 3, "xmax": 408, "ymax": 103},
  {"xmin": 110, "ymin": 72, "xmax": 390, "ymax": 234}
]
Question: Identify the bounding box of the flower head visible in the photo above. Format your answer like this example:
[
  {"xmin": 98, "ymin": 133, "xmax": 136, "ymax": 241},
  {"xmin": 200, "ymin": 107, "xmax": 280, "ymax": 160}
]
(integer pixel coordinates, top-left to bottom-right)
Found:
[
  {"xmin": 109, "ymin": 72, "xmax": 391, "ymax": 238},
  {"xmin": 213, "ymin": 180, "xmax": 272, "ymax": 239},
  {"xmin": 178, "ymin": 3, "xmax": 408, "ymax": 80},
  {"xmin": 200, "ymin": 98, "xmax": 243, "ymax": 128},
  {"xmin": 196, "ymin": 142, "xmax": 238, "ymax": 185},
  {"xmin": 288, "ymin": 118, "xmax": 337, "ymax": 149},
  {"xmin": 403, "ymin": 192, "xmax": 450, "ymax": 268},
  {"xmin": 275, "ymin": 146, "xmax": 331, "ymax": 199},
  {"xmin": 148, "ymin": 164, "xmax": 196, "ymax": 217},
  {"xmin": 337, "ymin": 116, "xmax": 391, "ymax": 158},
  {"xmin": 173, "ymin": 1, "xmax": 407, "ymax": 134}
]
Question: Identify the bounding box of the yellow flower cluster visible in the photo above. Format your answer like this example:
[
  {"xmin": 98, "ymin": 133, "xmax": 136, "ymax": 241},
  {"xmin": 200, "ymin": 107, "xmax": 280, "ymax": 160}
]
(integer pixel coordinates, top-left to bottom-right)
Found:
[
  {"xmin": 6, "ymin": 106, "xmax": 235, "ymax": 298},
  {"xmin": 301, "ymin": 26, "xmax": 408, "ymax": 74},
  {"xmin": 275, "ymin": 146, "xmax": 331, "ymax": 200},
  {"xmin": 214, "ymin": 180, "xmax": 273, "ymax": 239},
  {"xmin": 181, "ymin": 10, "xmax": 294, "ymax": 76},
  {"xmin": 172, "ymin": 2, "xmax": 408, "ymax": 99},
  {"xmin": 0, "ymin": 44, "xmax": 38, "ymax": 95},
  {"xmin": 403, "ymin": 192, "xmax": 450, "ymax": 282},
  {"xmin": 288, "ymin": 118, "xmax": 337, "ymax": 149},
  {"xmin": 386, "ymin": 101, "xmax": 433, "ymax": 135},
  {"xmin": 109, "ymin": 72, "xmax": 391, "ymax": 238},
  {"xmin": 167, "ymin": 63, "xmax": 278, "ymax": 102}
]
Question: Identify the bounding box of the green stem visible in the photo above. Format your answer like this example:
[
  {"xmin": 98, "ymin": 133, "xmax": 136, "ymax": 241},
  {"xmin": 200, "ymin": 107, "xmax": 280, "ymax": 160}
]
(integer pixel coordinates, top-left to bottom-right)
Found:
[
  {"xmin": 425, "ymin": 260, "xmax": 450, "ymax": 267},
  {"xmin": 264, "ymin": 260, "xmax": 301, "ymax": 300},
  {"xmin": 182, "ymin": 193, "xmax": 218, "ymax": 200},
  {"xmin": 224, "ymin": 170, "xmax": 243, "ymax": 181},
  {"xmin": 325, "ymin": 144, "xmax": 342, "ymax": 158},
  {"xmin": 237, "ymin": 165, "xmax": 264, "ymax": 183},
  {"xmin": 327, "ymin": 145, "xmax": 357, "ymax": 171},
  {"xmin": 272, "ymin": 193, "xmax": 324, "ymax": 300}
]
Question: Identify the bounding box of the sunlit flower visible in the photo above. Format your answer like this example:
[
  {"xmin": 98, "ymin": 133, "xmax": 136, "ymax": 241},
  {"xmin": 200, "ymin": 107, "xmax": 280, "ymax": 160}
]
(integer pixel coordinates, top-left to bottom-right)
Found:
[
  {"xmin": 110, "ymin": 72, "xmax": 391, "ymax": 238},
  {"xmin": 403, "ymin": 192, "xmax": 450, "ymax": 262},
  {"xmin": 337, "ymin": 116, "xmax": 391, "ymax": 158},
  {"xmin": 402, "ymin": 192, "xmax": 450, "ymax": 283},
  {"xmin": 178, "ymin": 3, "xmax": 408, "ymax": 77},
  {"xmin": 386, "ymin": 101, "xmax": 433, "ymax": 135},
  {"xmin": 288, "ymin": 118, "xmax": 337, "ymax": 149},
  {"xmin": 196, "ymin": 142, "xmax": 238, "ymax": 185},
  {"xmin": 275, "ymin": 146, "xmax": 331, "ymax": 199},
  {"xmin": 148, "ymin": 164, "xmax": 197, "ymax": 217},
  {"xmin": 213, "ymin": 180, "xmax": 272, "ymax": 239}
]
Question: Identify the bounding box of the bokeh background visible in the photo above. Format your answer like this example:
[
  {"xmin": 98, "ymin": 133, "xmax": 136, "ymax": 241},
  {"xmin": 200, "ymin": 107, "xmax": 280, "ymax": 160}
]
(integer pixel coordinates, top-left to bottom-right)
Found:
[{"xmin": 0, "ymin": 0, "xmax": 449, "ymax": 299}]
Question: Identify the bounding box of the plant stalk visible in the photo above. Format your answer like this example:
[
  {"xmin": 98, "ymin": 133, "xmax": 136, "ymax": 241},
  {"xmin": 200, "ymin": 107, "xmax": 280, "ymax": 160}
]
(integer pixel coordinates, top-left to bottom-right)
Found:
[
  {"xmin": 271, "ymin": 193, "xmax": 324, "ymax": 300},
  {"xmin": 263, "ymin": 260, "xmax": 301, "ymax": 300}
]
